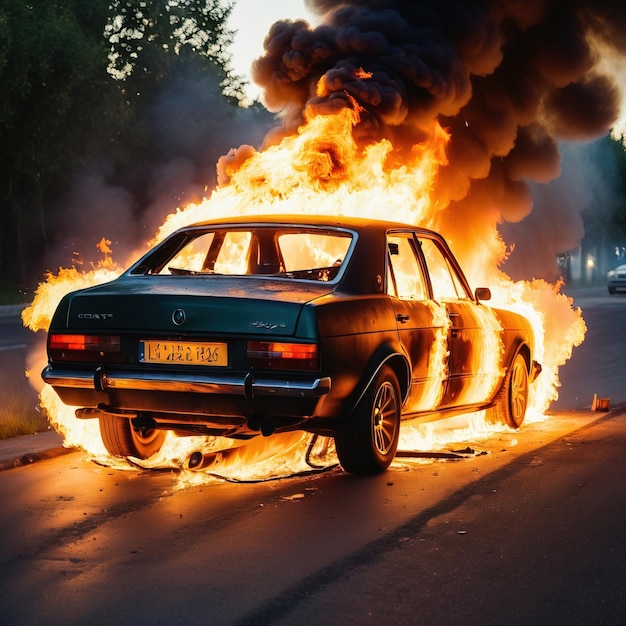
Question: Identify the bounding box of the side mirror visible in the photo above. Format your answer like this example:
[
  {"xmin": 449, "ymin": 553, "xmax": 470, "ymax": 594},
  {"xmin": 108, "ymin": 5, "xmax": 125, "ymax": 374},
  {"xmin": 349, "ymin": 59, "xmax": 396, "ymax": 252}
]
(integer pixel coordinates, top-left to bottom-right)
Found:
[{"xmin": 475, "ymin": 287, "xmax": 491, "ymax": 302}]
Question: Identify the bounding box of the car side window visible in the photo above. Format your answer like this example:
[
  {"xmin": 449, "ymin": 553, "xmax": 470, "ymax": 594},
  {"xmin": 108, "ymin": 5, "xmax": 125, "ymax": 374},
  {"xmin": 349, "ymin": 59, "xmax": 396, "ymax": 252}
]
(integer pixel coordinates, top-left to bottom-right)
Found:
[
  {"xmin": 278, "ymin": 232, "xmax": 351, "ymax": 273},
  {"xmin": 418, "ymin": 237, "xmax": 469, "ymax": 300},
  {"xmin": 387, "ymin": 234, "xmax": 426, "ymax": 300}
]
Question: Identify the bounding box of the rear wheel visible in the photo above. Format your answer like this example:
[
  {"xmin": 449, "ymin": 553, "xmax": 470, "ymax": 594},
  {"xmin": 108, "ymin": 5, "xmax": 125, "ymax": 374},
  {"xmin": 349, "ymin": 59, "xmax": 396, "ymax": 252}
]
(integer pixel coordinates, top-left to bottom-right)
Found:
[
  {"xmin": 99, "ymin": 414, "xmax": 166, "ymax": 459},
  {"xmin": 486, "ymin": 352, "xmax": 528, "ymax": 429},
  {"xmin": 334, "ymin": 365, "xmax": 401, "ymax": 474}
]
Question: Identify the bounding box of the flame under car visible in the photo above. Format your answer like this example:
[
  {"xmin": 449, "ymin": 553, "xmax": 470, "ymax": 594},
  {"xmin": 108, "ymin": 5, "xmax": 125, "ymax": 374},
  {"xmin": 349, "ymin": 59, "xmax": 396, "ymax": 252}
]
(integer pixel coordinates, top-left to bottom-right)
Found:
[{"xmin": 43, "ymin": 215, "xmax": 541, "ymax": 474}]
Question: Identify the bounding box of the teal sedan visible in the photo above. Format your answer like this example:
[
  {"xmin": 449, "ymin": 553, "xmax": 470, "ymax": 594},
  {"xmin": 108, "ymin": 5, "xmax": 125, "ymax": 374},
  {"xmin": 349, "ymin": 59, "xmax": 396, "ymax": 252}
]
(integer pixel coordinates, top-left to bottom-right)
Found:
[{"xmin": 43, "ymin": 215, "xmax": 540, "ymax": 474}]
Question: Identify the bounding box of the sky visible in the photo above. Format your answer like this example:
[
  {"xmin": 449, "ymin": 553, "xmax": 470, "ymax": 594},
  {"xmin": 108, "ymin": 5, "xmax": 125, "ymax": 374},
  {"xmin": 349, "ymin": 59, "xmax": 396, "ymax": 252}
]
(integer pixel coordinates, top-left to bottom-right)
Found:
[{"xmin": 227, "ymin": 0, "xmax": 316, "ymax": 101}]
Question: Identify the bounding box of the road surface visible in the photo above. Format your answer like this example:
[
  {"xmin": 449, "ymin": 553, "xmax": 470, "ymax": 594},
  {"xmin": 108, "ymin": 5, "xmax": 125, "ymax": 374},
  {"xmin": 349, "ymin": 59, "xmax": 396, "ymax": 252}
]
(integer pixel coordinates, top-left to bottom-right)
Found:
[{"xmin": 0, "ymin": 287, "xmax": 625, "ymax": 625}]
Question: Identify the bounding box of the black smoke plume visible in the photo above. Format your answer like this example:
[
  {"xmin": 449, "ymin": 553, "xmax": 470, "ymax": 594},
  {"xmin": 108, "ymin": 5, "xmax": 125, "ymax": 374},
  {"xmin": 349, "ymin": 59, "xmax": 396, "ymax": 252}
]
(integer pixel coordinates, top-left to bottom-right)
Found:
[{"xmin": 251, "ymin": 0, "xmax": 626, "ymax": 278}]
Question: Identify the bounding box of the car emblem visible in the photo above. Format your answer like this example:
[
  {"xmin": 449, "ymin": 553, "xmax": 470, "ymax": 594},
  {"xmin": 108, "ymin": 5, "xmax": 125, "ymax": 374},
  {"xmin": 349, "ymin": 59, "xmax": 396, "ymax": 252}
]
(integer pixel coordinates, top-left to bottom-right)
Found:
[
  {"xmin": 250, "ymin": 320, "xmax": 287, "ymax": 331},
  {"xmin": 172, "ymin": 309, "xmax": 187, "ymax": 326}
]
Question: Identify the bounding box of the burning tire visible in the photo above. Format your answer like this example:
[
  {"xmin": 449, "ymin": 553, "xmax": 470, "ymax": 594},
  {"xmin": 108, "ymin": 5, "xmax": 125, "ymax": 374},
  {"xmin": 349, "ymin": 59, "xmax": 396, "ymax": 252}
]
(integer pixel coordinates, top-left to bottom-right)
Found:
[
  {"xmin": 335, "ymin": 365, "xmax": 401, "ymax": 474},
  {"xmin": 487, "ymin": 352, "xmax": 529, "ymax": 429},
  {"xmin": 99, "ymin": 414, "xmax": 166, "ymax": 459}
]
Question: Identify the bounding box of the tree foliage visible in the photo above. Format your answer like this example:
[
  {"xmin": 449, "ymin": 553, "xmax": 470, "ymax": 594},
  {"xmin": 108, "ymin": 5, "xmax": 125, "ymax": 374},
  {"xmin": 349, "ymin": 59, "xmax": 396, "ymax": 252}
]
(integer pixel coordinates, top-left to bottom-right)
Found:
[
  {"xmin": 608, "ymin": 136, "xmax": 626, "ymax": 240},
  {"xmin": 106, "ymin": 0, "xmax": 245, "ymax": 103},
  {"xmin": 0, "ymin": 0, "xmax": 128, "ymax": 283},
  {"xmin": 0, "ymin": 0, "xmax": 271, "ymax": 290}
]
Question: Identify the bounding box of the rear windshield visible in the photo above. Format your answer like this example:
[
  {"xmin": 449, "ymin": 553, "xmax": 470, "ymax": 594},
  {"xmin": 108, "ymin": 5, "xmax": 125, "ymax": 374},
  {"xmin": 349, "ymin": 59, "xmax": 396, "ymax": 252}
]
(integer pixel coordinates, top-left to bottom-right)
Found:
[{"xmin": 131, "ymin": 226, "xmax": 354, "ymax": 283}]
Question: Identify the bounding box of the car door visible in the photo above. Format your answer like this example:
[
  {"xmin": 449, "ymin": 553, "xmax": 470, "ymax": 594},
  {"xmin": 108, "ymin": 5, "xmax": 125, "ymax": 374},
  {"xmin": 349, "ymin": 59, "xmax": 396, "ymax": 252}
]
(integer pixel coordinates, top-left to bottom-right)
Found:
[
  {"xmin": 416, "ymin": 236, "xmax": 494, "ymax": 409},
  {"xmin": 387, "ymin": 232, "xmax": 448, "ymax": 413}
]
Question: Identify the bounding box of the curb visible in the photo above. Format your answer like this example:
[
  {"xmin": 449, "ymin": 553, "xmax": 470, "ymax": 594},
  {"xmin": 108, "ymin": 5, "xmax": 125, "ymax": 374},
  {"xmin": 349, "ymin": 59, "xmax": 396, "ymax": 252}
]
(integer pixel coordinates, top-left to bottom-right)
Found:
[
  {"xmin": 0, "ymin": 445, "xmax": 75, "ymax": 472},
  {"xmin": 0, "ymin": 431, "xmax": 75, "ymax": 472}
]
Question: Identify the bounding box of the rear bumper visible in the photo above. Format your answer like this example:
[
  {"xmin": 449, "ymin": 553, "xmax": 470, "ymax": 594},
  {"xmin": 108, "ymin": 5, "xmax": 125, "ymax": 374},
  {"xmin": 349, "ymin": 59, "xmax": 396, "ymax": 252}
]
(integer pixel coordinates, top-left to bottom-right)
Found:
[{"xmin": 42, "ymin": 365, "xmax": 330, "ymax": 398}]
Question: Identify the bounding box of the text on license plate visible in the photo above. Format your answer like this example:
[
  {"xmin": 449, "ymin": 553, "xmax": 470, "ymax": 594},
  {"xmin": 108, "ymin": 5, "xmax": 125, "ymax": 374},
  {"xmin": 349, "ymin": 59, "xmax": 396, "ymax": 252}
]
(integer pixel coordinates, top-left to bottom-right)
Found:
[{"xmin": 139, "ymin": 340, "xmax": 228, "ymax": 366}]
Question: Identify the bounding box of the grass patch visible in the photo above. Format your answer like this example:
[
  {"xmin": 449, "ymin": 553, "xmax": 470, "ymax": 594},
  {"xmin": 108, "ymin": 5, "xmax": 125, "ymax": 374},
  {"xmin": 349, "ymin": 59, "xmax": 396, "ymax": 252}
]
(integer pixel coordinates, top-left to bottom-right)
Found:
[
  {"xmin": 0, "ymin": 395, "xmax": 50, "ymax": 440},
  {"xmin": 0, "ymin": 412, "xmax": 50, "ymax": 440}
]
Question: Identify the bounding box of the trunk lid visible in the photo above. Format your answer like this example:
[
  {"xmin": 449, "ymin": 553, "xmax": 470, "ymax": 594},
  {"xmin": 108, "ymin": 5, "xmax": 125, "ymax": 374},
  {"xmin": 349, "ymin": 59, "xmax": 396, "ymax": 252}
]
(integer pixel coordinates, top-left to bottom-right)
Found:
[{"xmin": 58, "ymin": 275, "xmax": 335, "ymax": 336}]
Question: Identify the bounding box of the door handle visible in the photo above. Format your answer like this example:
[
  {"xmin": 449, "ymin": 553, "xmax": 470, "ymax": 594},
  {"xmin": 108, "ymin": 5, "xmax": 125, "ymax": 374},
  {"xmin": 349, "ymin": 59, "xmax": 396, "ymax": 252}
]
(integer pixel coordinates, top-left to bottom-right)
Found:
[
  {"xmin": 448, "ymin": 311, "xmax": 460, "ymax": 337},
  {"xmin": 396, "ymin": 313, "xmax": 409, "ymax": 324}
]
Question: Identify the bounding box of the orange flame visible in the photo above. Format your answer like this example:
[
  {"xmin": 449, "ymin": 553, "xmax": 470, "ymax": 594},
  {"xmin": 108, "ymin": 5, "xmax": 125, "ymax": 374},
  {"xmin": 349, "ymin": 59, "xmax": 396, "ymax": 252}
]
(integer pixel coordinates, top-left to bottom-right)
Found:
[
  {"xmin": 22, "ymin": 105, "xmax": 586, "ymax": 481},
  {"xmin": 354, "ymin": 68, "xmax": 373, "ymax": 80}
]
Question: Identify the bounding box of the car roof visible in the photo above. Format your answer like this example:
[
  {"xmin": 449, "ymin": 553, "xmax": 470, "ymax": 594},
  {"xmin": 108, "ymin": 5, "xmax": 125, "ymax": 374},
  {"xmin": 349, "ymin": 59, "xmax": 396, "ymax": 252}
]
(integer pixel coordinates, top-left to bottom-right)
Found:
[{"xmin": 184, "ymin": 213, "xmax": 435, "ymax": 235}]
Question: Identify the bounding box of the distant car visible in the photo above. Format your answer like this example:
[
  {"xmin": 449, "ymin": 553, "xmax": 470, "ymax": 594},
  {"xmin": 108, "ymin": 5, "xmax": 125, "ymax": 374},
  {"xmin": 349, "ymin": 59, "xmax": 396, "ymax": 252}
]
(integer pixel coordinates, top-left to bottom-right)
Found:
[
  {"xmin": 607, "ymin": 264, "xmax": 626, "ymax": 294},
  {"xmin": 42, "ymin": 215, "xmax": 541, "ymax": 474}
]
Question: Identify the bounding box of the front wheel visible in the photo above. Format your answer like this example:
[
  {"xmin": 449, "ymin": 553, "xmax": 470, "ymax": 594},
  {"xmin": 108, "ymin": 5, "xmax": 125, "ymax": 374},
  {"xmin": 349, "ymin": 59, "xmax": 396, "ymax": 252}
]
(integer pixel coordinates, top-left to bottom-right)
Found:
[
  {"xmin": 486, "ymin": 352, "xmax": 529, "ymax": 429},
  {"xmin": 99, "ymin": 414, "xmax": 166, "ymax": 459},
  {"xmin": 334, "ymin": 365, "xmax": 401, "ymax": 474}
]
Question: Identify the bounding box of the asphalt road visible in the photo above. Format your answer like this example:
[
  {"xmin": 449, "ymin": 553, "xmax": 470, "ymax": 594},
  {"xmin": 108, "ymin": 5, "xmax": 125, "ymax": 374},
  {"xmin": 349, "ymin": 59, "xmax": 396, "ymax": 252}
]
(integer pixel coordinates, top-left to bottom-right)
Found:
[
  {"xmin": 0, "ymin": 306, "xmax": 42, "ymax": 416},
  {"xmin": 0, "ymin": 288, "xmax": 625, "ymax": 625},
  {"xmin": 549, "ymin": 286, "xmax": 626, "ymax": 412}
]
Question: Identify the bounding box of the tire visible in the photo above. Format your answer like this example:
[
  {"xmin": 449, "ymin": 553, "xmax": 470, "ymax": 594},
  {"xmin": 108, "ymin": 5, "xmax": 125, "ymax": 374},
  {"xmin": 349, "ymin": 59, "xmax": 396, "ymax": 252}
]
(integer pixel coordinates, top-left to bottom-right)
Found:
[
  {"xmin": 486, "ymin": 352, "xmax": 529, "ymax": 429},
  {"xmin": 608, "ymin": 287, "xmax": 616, "ymax": 295},
  {"xmin": 334, "ymin": 365, "xmax": 401, "ymax": 474},
  {"xmin": 99, "ymin": 414, "xmax": 166, "ymax": 459}
]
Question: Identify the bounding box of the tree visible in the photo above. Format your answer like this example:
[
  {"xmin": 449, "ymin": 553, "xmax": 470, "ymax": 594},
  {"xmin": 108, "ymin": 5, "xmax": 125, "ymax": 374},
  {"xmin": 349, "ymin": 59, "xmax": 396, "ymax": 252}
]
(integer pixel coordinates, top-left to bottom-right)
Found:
[
  {"xmin": 106, "ymin": 0, "xmax": 245, "ymax": 104},
  {"xmin": 607, "ymin": 136, "xmax": 626, "ymax": 244},
  {"xmin": 0, "ymin": 0, "xmax": 132, "ymax": 285},
  {"xmin": 0, "ymin": 0, "xmax": 265, "ymax": 291},
  {"xmin": 100, "ymin": 0, "xmax": 250, "ymax": 207}
]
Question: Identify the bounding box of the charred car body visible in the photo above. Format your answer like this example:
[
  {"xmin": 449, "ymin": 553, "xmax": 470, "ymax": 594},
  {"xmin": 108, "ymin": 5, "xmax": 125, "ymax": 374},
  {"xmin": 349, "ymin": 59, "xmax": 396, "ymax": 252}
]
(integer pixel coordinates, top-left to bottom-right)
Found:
[{"xmin": 43, "ymin": 215, "xmax": 541, "ymax": 474}]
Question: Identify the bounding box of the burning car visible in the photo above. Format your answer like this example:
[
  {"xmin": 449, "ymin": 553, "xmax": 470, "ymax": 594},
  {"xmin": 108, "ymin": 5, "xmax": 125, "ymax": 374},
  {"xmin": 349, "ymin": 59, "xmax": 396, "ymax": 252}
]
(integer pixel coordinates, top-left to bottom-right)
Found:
[{"xmin": 42, "ymin": 215, "xmax": 541, "ymax": 474}]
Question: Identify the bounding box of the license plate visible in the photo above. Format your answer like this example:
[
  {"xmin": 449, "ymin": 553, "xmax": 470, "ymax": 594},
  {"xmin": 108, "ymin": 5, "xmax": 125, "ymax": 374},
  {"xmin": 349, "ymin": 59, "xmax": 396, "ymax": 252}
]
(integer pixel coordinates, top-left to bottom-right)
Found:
[{"xmin": 139, "ymin": 340, "xmax": 228, "ymax": 366}]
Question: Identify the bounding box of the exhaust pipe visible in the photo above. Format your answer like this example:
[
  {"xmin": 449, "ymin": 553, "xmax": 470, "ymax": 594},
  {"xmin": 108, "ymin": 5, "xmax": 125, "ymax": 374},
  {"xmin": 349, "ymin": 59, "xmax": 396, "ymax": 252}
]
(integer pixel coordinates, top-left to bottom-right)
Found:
[
  {"xmin": 75, "ymin": 404, "xmax": 139, "ymax": 420},
  {"xmin": 185, "ymin": 446, "xmax": 244, "ymax": 471},
  {"xmin": 186, "ymin": 450, "xmax": 225, "ymax": 470},
  {"xmin": 75, "ymin": 407, "xmax": 103, "ymax": 419}
]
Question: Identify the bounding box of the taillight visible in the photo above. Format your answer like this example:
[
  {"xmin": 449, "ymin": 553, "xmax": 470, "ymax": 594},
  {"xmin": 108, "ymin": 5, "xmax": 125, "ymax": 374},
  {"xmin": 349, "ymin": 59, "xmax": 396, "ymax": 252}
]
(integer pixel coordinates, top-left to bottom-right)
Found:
[
  {"xmin": 247, "ymin": 341, "xmax": 319, "ymax": 371},
  {"xmin": 49, "ymin": 334, "xmax": 121, "ymax": 362}
]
